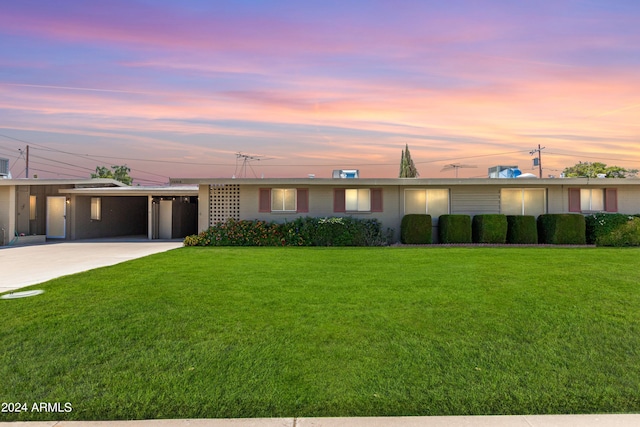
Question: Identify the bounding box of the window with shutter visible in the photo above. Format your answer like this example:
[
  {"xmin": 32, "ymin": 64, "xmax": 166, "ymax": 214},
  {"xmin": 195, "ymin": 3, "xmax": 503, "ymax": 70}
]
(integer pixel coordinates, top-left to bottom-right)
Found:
[
  {"xmin": 605, "ymin": 188, "xmax": 618, "ymax": 212},
  {"xmin": 568, "ymin": 188, "xmax": 581, "ymax": 212},
  {"xmin": 259, "ymin": 188, "xmax": 271, "ymax": 212},
  {"xmin": 296, "ymin": 188, "xmax": 309, "ymax": 213},
  {"xmin": 333, "ymin": 189, "xmax": 346, "ymax": 213},
  {"xmin": 371, "ymin": 188, "xmax": 383, "ymax": 212}
]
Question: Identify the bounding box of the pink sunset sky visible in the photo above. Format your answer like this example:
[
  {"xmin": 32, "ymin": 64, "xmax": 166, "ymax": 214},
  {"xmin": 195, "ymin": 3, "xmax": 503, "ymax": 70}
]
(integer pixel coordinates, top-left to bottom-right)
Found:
[{"xmin": 1, "ymin": 0, "xmax": 639, "ymax": 184}]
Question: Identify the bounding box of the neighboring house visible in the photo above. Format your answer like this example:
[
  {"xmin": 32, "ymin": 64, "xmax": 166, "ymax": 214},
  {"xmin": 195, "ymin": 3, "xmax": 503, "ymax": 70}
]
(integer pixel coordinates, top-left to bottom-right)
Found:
[
  {"xmin": 0, "ymin": 178, "xmax": 198, "ymax": 246},
  {"xmin": 170, "ymin": 177, "xmax": 640, "ymax": 242}
]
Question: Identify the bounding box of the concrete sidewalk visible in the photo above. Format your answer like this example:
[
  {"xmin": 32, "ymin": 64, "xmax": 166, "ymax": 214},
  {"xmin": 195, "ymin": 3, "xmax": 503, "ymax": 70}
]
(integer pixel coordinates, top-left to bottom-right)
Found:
[
  {"xmin": 2, "ymin": 415, "xmax": 640, "ymax": 426},
  {"xmin": 0, "ymin": 239, "xmax": 183, "ymax": 294}
]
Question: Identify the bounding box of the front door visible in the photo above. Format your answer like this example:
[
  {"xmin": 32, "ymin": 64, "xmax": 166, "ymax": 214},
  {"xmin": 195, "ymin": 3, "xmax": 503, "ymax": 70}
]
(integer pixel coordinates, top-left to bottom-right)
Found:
[{"xmin": 46, "ymin": 196, "xmax": 66, "ymax": 238}]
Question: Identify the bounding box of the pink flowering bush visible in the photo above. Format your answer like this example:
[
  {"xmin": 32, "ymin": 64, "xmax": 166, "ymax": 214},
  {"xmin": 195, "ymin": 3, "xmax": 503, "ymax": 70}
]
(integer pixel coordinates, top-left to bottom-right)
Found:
[{"xmin": 183, "ymin": 217, "xmax": 391, "ymax": 246}]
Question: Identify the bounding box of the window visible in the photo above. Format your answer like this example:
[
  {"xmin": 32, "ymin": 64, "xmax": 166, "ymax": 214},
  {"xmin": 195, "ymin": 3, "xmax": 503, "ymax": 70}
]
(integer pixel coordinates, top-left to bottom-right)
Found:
[
  {"xmin": 346, "ymin": 189, "xmax": 370, "ymax": 211},
  {"xmin": 259, "ymin": 188, "xmax": 308, "ymax": 213},
  {"xmin": 271, "ymin": 188, "xmax": 296, "ymax": 211},
  {"xmin": 580, "ymin": 189, "xmax": 604, "ymax": 211},
  {"xmin": 569, "ymin": 188, "xmax": 617, "ymax": 213},
  {"xmin": 334, "ymin": 188, "xmax": 383, "ymax": 213},
  {"xmin": 29, "ymin": 195, "xmax": 37, "ymax": 220},
  {"xmin": 91, "ymin": 197, "xmax": 102, "ymax": 220},
  {"xmin": 404, "ymin": 189, "xmax": 449, "ymax": 216},
  {"xmin": 501, "ymin": 188, "xmax": 546, "ymax": 216}
]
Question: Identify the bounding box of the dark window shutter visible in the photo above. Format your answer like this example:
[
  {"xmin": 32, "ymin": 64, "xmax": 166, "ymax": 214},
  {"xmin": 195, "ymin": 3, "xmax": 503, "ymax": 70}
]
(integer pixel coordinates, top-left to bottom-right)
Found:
[
  {"xmin": 568, "ymin": 188, "xmax": 581, "ymax": 212},
  {"xmin": 333, "ymin": 189, "xmax": 346, "ymax": 213},
  {"xmin": 371, "ymin": 188, "xmax": 383, "ymax": 212},
  {"xmin": 297, "ymin": 188, "xmax": 309, "ymax": 213},
  {"xmin": 605, "ymin": 188, "xmax": 618, "ymax": 212},
  {"xmin": 259, "ymin": 188, "xmax": 271, "ymax": 212}
]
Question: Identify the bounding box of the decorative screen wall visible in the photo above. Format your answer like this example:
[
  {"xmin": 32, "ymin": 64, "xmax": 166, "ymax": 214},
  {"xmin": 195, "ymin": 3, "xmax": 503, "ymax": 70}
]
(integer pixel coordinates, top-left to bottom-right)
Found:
[{"xmin": 209, "ymin": 184, "xmax": 240, "ymax": 225}]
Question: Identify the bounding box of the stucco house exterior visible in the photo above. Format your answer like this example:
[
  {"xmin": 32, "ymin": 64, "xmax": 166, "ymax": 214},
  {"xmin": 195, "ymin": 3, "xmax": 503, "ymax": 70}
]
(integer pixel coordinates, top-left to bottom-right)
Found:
[
  {"xmin": 3, "ymin": 175, "xmax": 639, "ymax": 246},
  {"xmin": 170, "ymin": 177, "xmax": 640, "ymax": 242},
  {"xmin": 0, "ymin": 178, "xmax": 198, "ymax": 246}
]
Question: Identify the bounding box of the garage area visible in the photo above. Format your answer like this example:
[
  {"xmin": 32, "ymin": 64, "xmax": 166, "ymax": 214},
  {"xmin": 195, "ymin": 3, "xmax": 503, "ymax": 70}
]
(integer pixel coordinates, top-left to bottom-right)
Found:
[{"xmin": 60, "ymin": 186, "xmax": 199, "ymax": 240}]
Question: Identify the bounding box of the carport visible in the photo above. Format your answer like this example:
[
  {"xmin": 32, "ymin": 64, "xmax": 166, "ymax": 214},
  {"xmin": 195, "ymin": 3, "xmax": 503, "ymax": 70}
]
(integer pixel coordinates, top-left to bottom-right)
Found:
[{"xmin": 59, "ymin": 185, "xmax": 199, "ymax": 240}]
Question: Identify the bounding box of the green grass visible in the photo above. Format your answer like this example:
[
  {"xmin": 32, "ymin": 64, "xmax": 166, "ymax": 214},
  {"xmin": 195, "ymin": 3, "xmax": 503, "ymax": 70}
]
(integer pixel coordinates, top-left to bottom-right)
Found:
[{"xmin": 1, "ymin": 247, "xmax": 640, "ymax": 421}]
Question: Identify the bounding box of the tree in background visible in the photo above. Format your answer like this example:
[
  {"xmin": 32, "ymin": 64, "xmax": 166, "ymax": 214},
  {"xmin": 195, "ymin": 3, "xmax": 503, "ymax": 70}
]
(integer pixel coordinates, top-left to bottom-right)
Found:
[
  {"xmin": 399, "ymin": 144, "xmax": 419, "ymax": 178},
  {"xmin": 91, "ymin": 165, "xmax": 133, "ymax": 185},
  {"xmin": 562, "ymin": 161, "xmax": 637, "ymax": 179}
]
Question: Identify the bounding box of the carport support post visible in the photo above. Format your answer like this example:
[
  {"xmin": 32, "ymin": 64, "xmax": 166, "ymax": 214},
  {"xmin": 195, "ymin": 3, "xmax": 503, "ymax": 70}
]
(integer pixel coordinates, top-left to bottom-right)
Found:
[{"xmin": 147, "ymin": 195, "xmax": 153, "ymax": 240}]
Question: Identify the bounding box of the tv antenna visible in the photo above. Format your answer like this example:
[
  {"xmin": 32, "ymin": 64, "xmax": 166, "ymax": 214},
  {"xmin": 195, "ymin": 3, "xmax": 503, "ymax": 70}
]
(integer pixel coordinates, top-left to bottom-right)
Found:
[
  {"xmin": 440, "ymin": 163, "xmax": 477, "ymax": 178},
  {"xmin": 234, "ymin": 152, "xmax": 268, "ymax": 178}
]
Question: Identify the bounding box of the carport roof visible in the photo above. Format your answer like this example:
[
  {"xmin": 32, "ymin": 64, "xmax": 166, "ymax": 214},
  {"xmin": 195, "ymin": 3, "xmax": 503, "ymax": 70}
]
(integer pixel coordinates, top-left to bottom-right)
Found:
[
  {"xmin": 0, "ymin": 178, "xmax": 127, "ymax": 187},
  {"xmin": 58, "ymin": 185, "xmax": 198, "ymax": 196}
]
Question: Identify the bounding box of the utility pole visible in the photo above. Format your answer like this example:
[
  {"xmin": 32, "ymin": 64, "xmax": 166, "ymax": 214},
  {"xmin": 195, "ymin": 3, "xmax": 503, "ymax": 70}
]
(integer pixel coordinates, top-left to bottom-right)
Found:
[
  {"xmin": 18, "ymin": 145, "xmax": 30, "ymax": 178},
  {"xmin": 530, "ymin": 144, "xmax": 545, "ymax": 178}
]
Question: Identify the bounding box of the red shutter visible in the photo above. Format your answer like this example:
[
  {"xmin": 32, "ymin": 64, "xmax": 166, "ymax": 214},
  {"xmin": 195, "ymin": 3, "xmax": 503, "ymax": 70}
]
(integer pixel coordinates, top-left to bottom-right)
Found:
[
  {"xmin": 370, "ymin": 188, "xmax": 383, "ymax": 212},
  {"xmin": 568, "ymin": 188, "xmax": 581, "ymax": 212},
  {"xmin": 333, "ymin": 189, "xmax": 346, "ymax": 213},
  {"xmin": 296, "ymin": 188, "xmax": 309, "ymax": 213},
  {"xmin": 605, "ymin": 188, "xmax": 618, "ymax": 212},
  {"xmin": 259, "ymin": 188, "xmax": 271, "ymax": 212}
]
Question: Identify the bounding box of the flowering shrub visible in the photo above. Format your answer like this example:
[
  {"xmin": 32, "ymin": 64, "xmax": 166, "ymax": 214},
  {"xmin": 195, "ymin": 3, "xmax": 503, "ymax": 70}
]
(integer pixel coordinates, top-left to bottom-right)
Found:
[
  {"xmin": 585, "ymin": 213, "xmax": 634, "ymax": 244},
  {"xmin": 183, "ymin": 217, "xmax": 392, "ymax": 247},
  {"xmin": 596, "ymin": 217, "xmax": 640, "ymax": 247}
]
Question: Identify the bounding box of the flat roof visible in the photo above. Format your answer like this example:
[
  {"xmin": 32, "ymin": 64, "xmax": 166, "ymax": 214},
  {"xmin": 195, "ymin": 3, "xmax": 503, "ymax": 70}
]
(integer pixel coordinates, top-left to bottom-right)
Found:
[
  {"xmin": 58, "ymin": 185, "xmax": 198, "ymax": 196},
  {"xmin": 0, "ymin": 178, "xmax": 127, "ymax": 187},
  {"xmin": 170, "ymin": 177, "xmax": 640, "ymax": 187}
]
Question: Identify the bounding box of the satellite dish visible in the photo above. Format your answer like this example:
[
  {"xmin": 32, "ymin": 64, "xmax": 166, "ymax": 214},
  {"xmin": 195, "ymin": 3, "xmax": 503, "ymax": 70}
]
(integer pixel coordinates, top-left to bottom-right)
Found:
[{"xmin": 516, "ymin": 173, "xmax": 538, "ymax": 179}]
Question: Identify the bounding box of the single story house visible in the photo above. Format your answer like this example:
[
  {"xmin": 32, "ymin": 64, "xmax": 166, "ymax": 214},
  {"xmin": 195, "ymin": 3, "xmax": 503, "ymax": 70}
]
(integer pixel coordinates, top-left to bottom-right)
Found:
[
  {"xmin": 0, "ymin": 178, "xmax": 198, "ymax": 246},
  {"xmin": 170, "ymin": 177, "xmax": 640, "ymax": 241},
  {"xmin": 4, "ymin": 176, "xmax": 639, "ymax": 246}
]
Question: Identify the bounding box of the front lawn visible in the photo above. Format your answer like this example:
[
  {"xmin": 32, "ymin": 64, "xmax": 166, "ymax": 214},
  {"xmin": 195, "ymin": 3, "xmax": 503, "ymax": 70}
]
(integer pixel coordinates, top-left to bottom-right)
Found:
[{"xmin": 1, "ymin": 247, "xmax": 639, "ymax": 421}]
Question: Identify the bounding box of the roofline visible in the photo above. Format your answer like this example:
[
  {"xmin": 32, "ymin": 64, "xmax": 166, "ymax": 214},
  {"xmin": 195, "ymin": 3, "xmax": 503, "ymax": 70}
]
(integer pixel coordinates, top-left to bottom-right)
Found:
[
  {"xmin": 170, "ymin": 177, "xmax": 640, "ymax": 186},
  {"xmin": 0, "ymin": 178, "xmax": 128, "ymax": 187},
  {"xmin": 58, "ymin": 185, "xmax": 198, "ymax": 196}
]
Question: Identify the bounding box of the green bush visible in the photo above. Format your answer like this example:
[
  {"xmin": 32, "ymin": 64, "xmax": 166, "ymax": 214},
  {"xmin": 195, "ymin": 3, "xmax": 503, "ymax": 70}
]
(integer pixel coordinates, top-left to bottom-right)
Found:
[
  {"xmin": 596, "ymin": 217, "xmax": 640, "ymax": 247},
  {"xmin": 472, "ymin": 214, "xmax": 507, "ymax": 243},
  {"xmin": 537, "ymin": 214, "xmax": 586, "ymax": 245},
  {"xmin": 506, "ymin": 216, "xmax": 538, "ymax": 244},
  {"xmin": 585, "ymin": 213, "xmax": 633, "ymax": 244},
  {"xmin": 438, "ymin": 215, "xmax": 472, "ymax": 244},
  {"xmin": 184, "ymin": 217, "xmax": 391, "ymax": 247},
  {"xmin": 401, "ymin": 214, "xmax": 432, "ymax": 244}
]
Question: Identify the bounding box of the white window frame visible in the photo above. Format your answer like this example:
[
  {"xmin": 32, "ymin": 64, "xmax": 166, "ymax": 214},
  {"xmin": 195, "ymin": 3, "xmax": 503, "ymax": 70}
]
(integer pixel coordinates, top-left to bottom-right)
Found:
[
  {"xmin": 271, "ymin": 188, "xmax": 297, "ymax": 212},
  {"xmin": 403, "ymin": 189, "xmax": 450, "ymax": 215},
  {"xmin": 580, "ymin": 188, "xmax": 605, "ymax": 212},
  {"xmin": 91, "ymin": 197, "xmax": 102, "ymax": 221},
  {"xmin": 500, "ymin": 188, "xmax": 547, "ymax": 216},
  {"xmin": 29, "ymin": 195, "xmax": 37, "ymax": 220},
  {"xmin": 345, "ymin": 188, "xmax": 371, "ymax": 212}
]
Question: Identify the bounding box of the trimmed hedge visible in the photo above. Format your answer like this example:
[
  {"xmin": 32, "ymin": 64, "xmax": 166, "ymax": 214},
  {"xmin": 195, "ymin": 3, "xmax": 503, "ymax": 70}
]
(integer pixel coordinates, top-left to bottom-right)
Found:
[
  {"xmin": 537, "ymin": 214, "xmax": 586, "ymax": 245},
  {"xmin": 438, "ymin": 215, "xmax": 472, "ymax": 244},
  {"xmin": 506, "ymin": 216, "xmax": 538, "ymax": 244},
  {"xmin": 183, "ymin": 217, "xmax": 391, "ymax": 247},
  {"xmin": 472, "ymin": 214, "xmax": 507, "ymax": 243},
  {"xmin": 401, "ymin": 214, "xmax": 432, "ymax": 244}
]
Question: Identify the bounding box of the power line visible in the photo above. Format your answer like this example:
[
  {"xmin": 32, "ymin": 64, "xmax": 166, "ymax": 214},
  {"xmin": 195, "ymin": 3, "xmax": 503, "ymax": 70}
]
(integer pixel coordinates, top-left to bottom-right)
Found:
[{"xmin": 545, "ymin": 151, "xmax": 639, "ymax": 164}]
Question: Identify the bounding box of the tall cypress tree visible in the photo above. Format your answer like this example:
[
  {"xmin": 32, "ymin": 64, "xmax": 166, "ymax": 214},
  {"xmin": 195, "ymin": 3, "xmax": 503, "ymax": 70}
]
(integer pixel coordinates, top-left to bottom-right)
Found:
[{"xmin": 399, "ymin": 144, "xmax": 419, "ymax": 178}]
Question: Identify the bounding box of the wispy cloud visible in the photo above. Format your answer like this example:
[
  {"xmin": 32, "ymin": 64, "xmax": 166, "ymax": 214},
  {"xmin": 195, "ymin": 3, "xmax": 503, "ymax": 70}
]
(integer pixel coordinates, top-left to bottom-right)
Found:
[{"xmin": 1, "ymin": 0, "xmax": 639, "ymax": 178}]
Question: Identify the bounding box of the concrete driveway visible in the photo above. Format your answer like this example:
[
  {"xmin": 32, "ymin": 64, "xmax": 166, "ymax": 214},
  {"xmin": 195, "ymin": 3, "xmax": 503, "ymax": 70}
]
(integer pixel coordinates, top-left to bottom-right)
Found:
[{"xmin": 0, "ymin": 239, "xmax": 183, "ymax": 294}]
